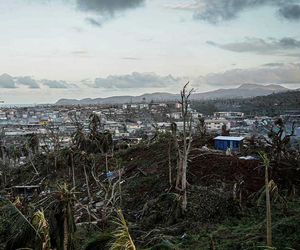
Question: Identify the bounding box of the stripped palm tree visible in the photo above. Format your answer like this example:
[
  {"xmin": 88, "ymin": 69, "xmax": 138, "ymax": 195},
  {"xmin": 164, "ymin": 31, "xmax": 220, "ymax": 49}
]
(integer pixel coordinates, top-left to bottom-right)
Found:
[
  {"xmin": 43, "ymin": 183, "xmax": 76, "ymax": 250},
  {"xmin": 100, "ymin": 131, "xmax": 113, "ymax": 173},
  {"xmin": 72, "ymin": 125, "xmax": 92, "ymax": 201},
  {"xmin": 88, "ymin": 113, "xmax": 102, "ymax": 154},
  {"xmin": 110, "ymin": 209, "xmax": 136, "ymax": 250},
  {"xmin": 25, "ymin": 133, "xmax": 40, "ymax": 175},
  {"xmin": 259, "ymin": 152, "xmax": 272, "ymax": 248},
  {"xmin": 172, "ymin": 82, "xmax": 194, "ymax": 212}
]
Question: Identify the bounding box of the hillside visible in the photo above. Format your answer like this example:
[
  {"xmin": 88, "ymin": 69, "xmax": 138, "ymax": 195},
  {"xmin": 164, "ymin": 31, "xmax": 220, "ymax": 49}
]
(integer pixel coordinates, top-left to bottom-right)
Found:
[
  {"xmin": 55, "ymin": 84, "xmax": 290, "ymax": 105},
  {"xmin": 1, "ymin": 134, "xmax": 300, "ymax": 249},
  {"xmin": 192, "ymin": 90, "xmax": 300, "ymax": 116}
]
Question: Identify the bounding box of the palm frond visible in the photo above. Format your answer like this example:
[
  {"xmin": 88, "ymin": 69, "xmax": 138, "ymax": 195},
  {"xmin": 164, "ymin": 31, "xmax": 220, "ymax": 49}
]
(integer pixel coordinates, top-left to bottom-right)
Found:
[
  {"xmin": 31, "ymin": 210, "xmax": 51, "ymax": 250},
  {"xmin": 259, "ymin": 152, "xmax": 270, "ymax": 167},
  {"xmin": 0, "ymin": 198, "xmax": 41, "ymax": 246},
  {"xmin": 255, "ymin": 180, "xmax": 287, "ymax": 208},
  {"xmin": 110, "ymin": 209, "xmax": 136, "ymax": 250}
]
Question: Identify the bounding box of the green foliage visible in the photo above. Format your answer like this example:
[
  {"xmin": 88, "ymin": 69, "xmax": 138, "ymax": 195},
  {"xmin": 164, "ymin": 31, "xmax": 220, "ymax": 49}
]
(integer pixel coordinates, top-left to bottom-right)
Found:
[
  {"xmin": 81, "ymin": 232, "xmax": 113, "ymax": 250},
  {"xmin": 191, "ymin": 90, "xmax": 300, "ymax": 116},
  {"xmin": 190, "ymin": 101, "xmax": 218, "ymax": 115},
  {"xmin": 0, "ymin": 198, "xmax": 42, "ymax": 249},
  {"xmin": 149, "ymin": 240, "xmax": 179, "ymax": 250},
  {"xmin": 140, "ymin": 193, "xmax": 182, "ymax": 228},
  {"xmin": 173, "ymin": 200, "xmax": 300, "ymax": 249}
]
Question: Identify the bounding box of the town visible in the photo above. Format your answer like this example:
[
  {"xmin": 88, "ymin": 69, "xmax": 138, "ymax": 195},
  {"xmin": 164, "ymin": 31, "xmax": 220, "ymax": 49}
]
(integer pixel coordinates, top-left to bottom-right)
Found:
[{"xmin": 1, "ymin": 99, "xmax": 299, "ymax": 153}]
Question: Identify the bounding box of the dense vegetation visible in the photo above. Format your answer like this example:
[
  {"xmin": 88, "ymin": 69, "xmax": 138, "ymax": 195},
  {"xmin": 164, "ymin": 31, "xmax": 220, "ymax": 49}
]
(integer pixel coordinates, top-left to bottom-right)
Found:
[{"xmin": 191, "ymin": 90, "xmax": 300, "ymax": 116}]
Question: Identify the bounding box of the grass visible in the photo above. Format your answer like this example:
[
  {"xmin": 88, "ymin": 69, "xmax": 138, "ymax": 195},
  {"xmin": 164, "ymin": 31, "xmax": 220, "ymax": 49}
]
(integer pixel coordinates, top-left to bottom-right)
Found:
[{"xmin": 170, "ymin": 200, "xmax": 300, "ymax": 250}]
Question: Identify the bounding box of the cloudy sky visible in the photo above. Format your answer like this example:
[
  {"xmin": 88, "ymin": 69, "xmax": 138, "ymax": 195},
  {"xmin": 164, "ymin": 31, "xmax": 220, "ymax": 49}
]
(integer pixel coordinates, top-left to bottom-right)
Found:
[{"xmin": 0, "ymin": 0, "xmax": 300, "ymax": 104}]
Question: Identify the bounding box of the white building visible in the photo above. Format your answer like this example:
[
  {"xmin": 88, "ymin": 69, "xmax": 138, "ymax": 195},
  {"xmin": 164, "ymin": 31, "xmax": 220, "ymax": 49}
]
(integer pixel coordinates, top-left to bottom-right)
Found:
[
  {"xmin": 126, "ymin": 123, "xmax": 141, "ymax": 133},
  {"xmin": 244, "ymin": 119, "xmax": 256, "ymax": 126},
  {"xmin": 103, "ymin": 121, "xmax": 120, "ymax": 133},
  {"xmin": 167, "ymin": 112, "xmax": 181, "ymax": 120},
  {"xmin": 0, "ymin": 110, "xmax": 6, "ymax": 120},
  {"xmin": 214, "ymin": 112, "xmax": 244, "ymax": 119},
  {"xmin": 205, "ymin": 119, "xmax": 230, "ymax": 131},
  {"xmin": 139, "ymin": 103, "xmax": 149, "ymax": 109}
]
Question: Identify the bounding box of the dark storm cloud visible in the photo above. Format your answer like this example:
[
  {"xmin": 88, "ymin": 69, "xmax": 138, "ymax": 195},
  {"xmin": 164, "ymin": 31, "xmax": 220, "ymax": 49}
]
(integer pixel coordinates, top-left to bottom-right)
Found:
[
  {"xmin": 197, "ymin": 63, "xmax": 300, "ymax": 86},
  {"xmin": 167, "ymin": 0, "xmax": 300, "ymax": 23},
  {"xmin": 41, "ymin": 79, "xmax": 77, "ymax": 89},
  {"xmin": 76, "ymin": 0, "xmax": 145, "ymax": 15},
  {"xmin": 279, "ymin": 4, "xmax": 300, "ymax": 20},
  {"xmin": 206, "ymin": 37, "xmax": 300, "ymax": 55},
  {"xmin": 16, "ymin": 76, "xmax": 40, "ymax": 88},
  {"xmin": 85, "ymin": 17, "xmax": 102, "ymax": 27},
  {"xmin": 87, "ymin": 72, "xmax": 181, "ymax": 89},
  {"xmin": 279, "ymin": 37, "xmax": 300, "ymax": 48},
  {"xmin": 0, "ymin": 73, "xmax": 17, "ymax": 88}
]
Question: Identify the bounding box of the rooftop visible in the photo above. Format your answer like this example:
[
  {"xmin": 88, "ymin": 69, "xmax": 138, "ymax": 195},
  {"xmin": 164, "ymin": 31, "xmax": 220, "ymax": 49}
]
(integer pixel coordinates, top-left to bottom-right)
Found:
[{"xmin": 214, "ymin": 136, "xmax": 245, "ymax": 141}]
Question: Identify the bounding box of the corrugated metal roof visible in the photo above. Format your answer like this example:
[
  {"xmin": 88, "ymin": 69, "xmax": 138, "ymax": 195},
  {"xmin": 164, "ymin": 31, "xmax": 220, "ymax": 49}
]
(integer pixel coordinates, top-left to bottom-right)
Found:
[{"xmin": 214, "ymin": 136, "xmax": 244, "ymax": 141}]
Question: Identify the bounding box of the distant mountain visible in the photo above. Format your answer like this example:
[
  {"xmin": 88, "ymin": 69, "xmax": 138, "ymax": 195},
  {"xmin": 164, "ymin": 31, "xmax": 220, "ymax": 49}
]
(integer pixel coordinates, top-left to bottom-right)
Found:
[
  {"xmin": 56, "ymin": 92, "xmax": 177, "ymax": 105},
  {"xmin": 237, "ymin": 83, "xmax": 287, "ymax": 91},
  {"xmin": 55, "ymin": 84, "xmax": 290, "ymax": 105},
  {"xmin": 192, "ymin": 83, "xmax": 289, "ymax": 100}
]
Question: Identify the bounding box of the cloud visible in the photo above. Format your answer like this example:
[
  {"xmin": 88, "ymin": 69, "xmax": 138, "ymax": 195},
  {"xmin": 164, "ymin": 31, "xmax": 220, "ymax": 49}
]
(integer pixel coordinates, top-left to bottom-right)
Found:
[
  {"xmin": 121, "ymin": 57, "xmax": 141, "ymax": 60},
  {"xmin": 262, "ymin": 63, "xmax": 285, "ymax": 67},
  {"xmin": 41, "ymin": 80, "xmax": 77, "ymax": 89},
  {"xmin": 279, "ymin": 4, "xmax": 300, "ymax": 20},
  {"xmin": 72, "ymin": 27, "xmax": 84, "ymax": 33},
  {"xmin": 285, "ymin": 52, "xmax": 300, "ymax": 58},
  {"xmin": 196, "ymin": 63, "xmax": 300, "ymax": 86},
  {"xmin": 71, "ymin": 50, "xmax": 88, "ymax": 55},
  {"xmin": 76, "ymin": 0, "xmax": 145, "ymax": 16},
  {"xmin": 85, "ymin": 17, "xmax": 102, "ymax": 27},
  {"xmin": 166, "ymin": 0, "xmax": 300, "ymax": 23},
  {"xmin": 70, "ymin": 50, "xmax": 90, "ymax": 57},
  {"xmin": 87, "ymin": 72, "xmax": 182, "ymax": 89},
  {"xmin": 0, "ymin": 74, "xmax": 81, "ymax": 89},
  {"xmin": 206, "ymin": 37, "xmax": 300, "ymax": 55},
  {"xmin": 164, "ymin": 2, "xmax": 200, "ymax": 11},
  {"xmin": 0, "ymin": 73, "xmax": 17, "ymax": 88},
  {"xmin": 16, "ymin": 76, "xmax": 40, "ymax": 88}
]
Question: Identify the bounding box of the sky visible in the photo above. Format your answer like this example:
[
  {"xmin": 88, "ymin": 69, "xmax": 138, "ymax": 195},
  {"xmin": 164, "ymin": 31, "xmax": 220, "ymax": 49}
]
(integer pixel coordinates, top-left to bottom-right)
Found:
[{"xmin": 0, "ymin": 0, "xmax": 300, "ymax": 104}]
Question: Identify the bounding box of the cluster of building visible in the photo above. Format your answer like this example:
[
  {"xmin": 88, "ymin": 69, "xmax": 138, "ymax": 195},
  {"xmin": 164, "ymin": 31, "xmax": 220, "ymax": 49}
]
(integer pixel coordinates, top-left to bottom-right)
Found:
[{"xmin": 0, "ymin": 103, "xmax": 299, "ymax": 152}]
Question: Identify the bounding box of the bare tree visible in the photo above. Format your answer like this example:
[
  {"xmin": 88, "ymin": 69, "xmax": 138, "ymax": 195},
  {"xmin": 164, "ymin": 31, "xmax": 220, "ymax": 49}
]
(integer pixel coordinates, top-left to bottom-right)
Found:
[
  {"xmin": 172, "ymin": 82, "xmax": 194, "ymax": 212},
  {"xmin": 260, "ymin": 152, "xmax": 272, "ymax": 247},
  {"xmin": 168, "ymin": 138, "xmax": 172, "ymax": 188},
  {"xmin": 43, "ymin": 123, "xmax": 62, "ymax": 172},
  {"xmin": 266, "ymin": 117, "xmax": 295, "ymax": 163},
  {"xmin": 197, "ymin": 117, "xmax": 207, "ymax": 138}
]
